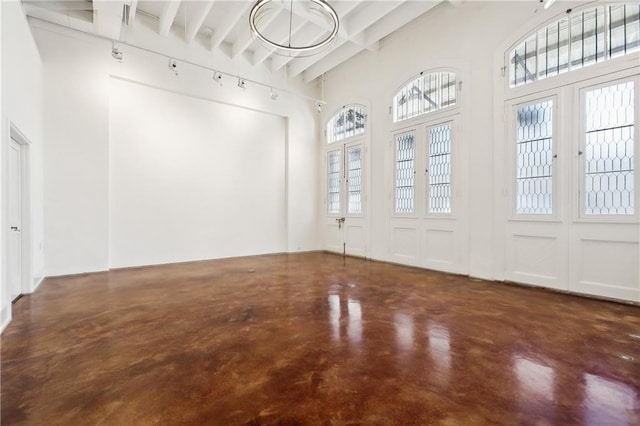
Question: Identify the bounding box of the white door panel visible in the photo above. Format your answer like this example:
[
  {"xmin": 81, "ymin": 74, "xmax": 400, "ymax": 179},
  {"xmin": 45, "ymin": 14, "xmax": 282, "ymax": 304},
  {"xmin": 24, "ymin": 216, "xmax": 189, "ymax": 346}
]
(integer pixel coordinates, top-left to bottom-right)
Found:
[
  {"xmin": 325, "ymin": 140, "xmax": 367, "ymax": 257},
  {"xmin": 391, "ymin": 225, "xmax": 419, "ymax": 264},
  {"xmin": 9, "ymin": 139, "xmax": 22, "ymax": 300},
  {"xmin": 504, "ymin": 220, "xmax": 568, "ymax": 290},
  {"xmin": 390, "ymin": 117, "xmax": 467, "ymax": 274},
  {"xmin": 423, "ymin": 227, "xmax": 455, "ymax": 272},
  {"xmin": 504, "ymin": 73, "xmax": 639, "ymax": 302},
  {"xmin": 570, "ymin": 224, "xmax": 639, "ymax": 302},
  {"xmin": 345, "ymin": 224, "xmax": 365, "ymax": 256}
]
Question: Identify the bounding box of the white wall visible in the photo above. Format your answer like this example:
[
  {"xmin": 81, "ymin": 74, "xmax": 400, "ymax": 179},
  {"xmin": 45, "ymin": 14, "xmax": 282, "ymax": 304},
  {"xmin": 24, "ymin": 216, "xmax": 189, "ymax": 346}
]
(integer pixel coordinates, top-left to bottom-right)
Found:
[
  {"xmin": 1, "ymin": 1, "xmax": 44, "ymax": 328},
  {"xmin": 109, "ymin": 78, "xmax": 286, "ymax": 268},
  {"xmin": 32, "ymin": 19, "xmax": 320, "ymax": 276},
  {"xmin": 0, "ymin": 0, "xmax": 4, "ymax": 328},
  {"xmin": 319, "ymin": 1, "xmax": 554, "ymax": 280}
]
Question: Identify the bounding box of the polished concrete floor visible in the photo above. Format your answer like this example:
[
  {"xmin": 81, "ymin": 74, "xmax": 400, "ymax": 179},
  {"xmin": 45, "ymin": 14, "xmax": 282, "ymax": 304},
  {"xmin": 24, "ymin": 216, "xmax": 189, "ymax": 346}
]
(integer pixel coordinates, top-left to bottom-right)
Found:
[{"xmin": 1, "ymin": 252, "xmax": 639, "ymax": 425}]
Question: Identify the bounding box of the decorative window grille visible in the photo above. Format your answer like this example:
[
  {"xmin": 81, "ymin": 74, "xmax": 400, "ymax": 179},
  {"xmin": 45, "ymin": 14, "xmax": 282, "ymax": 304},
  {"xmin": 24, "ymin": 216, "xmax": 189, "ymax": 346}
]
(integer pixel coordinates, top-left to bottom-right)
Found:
[
  {"xmin": 509, "ymin": 4, "xmax": 640, "ymax": 87},
  {"xmin": 327, "ymin": 149, "xmax": 341, "ymax": 214},
  {"xmin": 347, "ymin": 146, "xmax": 363, "ymax": 214},
  {"xmin": 395, "ymin": 132, "xmax": 415, "ymax": 213},
  {"xmin": 516, "ymin": 100, "xmax": 554, "ymax": 214},
  {"xmin": 393, "ymin": 71, "xmax": 457, "ymax": 123},
  {"xmin": 327, "ymin": 104, "xmax": 366, "ymax": 143},
  {"xmin": 583, "ymin": 80, "xmax": 635, "ymax": 215},
  {"xmin": 428, "ymin": 124, "xmax": 452, "ymax": 213}
]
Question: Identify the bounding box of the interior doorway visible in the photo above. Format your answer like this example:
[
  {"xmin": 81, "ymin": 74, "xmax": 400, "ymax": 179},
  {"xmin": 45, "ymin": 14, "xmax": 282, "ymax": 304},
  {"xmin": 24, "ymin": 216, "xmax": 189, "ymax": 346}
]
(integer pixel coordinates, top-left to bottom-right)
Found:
[
  {"xmin": 7, "ymin": 124, "xmax": 32, "ymax": 305},
  {"xmin": 8, "ymin": 138, "xmax": 23, "ymax": 301}
]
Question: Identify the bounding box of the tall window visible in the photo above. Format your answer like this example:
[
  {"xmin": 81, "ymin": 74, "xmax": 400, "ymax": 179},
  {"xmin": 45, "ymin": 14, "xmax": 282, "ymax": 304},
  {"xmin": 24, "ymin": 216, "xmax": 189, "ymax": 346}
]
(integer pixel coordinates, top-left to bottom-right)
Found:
[
  {"xmin": 583, "ymin": 80, "xmax": 635, "ymax": 215},
  {"xmin": 327, "ymin": 150, "xmax": 341, "ymax": 214},
  {"xmin": 395, "ymin": 132, "xmax": 415, "ymax": 213},
  {"xmin": 510, "ymin": 4, "xmax": 640, "ymax": 87},
  {"xmin": 347, "ymin": 145, "xmax": 363, "ymax": 214},
  {"xmin": 327, "ymin": 104, "xmax": 366, "ymax": 144},
  {"xmin": 393, "ymin": 71, "xmax": 457, "ymax": 123},
  {"xmin": 515, "ymin": 100, "xmax": 554, "ymax": 214},
  {"xmin": 428, "ymin": 123, "xmax": 452, "ymax": 213}
]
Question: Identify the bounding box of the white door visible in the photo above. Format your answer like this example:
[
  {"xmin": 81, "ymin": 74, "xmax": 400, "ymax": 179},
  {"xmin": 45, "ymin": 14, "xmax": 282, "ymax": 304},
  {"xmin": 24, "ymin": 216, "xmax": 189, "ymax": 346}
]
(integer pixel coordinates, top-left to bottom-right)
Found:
[
  {"xmin": 9, "ymin": 138, "xmax": 23, "ymax": 300},
  {"xmin": 503, "ymin": 72, "xmax": 639, "ymax": 302},
  {"xmin": 569, "ymin": 76, "xmax": 639, "ymax": 301},
  {"xmin": 325, "ymin": 140, "xmax": 367, "ymax": 256},
  {"xmin": 389, "ymin": 117, "xmax": 467, "ymax": 274},
  {"xmin": 504, "ymin": 94, "xmax": 569, "ymax": 291}
]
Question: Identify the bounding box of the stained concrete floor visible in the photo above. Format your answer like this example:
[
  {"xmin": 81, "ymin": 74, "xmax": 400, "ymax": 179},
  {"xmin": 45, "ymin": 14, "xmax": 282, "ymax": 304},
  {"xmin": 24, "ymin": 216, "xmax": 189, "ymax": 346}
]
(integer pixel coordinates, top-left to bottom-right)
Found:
[{"xmin": 2, "ymin": 252, "xmax": 639, "ymax": 425}]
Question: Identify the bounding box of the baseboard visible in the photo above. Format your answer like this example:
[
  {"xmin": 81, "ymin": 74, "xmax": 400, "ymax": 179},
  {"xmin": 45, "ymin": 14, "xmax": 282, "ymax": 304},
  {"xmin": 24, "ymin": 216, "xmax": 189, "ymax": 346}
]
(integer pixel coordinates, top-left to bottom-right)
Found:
[
  {"xmin": 32, "ymin": 275, "xmax": 45, "ymax": 292},
  {"xmin": 0, "ymin": 305, "xmax": 12, "ymax": 334}
]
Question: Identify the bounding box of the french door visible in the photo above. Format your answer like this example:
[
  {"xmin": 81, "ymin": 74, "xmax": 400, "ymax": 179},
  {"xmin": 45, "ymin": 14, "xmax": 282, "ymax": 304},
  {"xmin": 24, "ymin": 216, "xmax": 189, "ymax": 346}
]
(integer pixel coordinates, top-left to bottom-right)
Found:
[
  {"xmin": 504, "ymin": 71, "xmax": 639, "ymax": 302},
  {"xmin": 389, "ymin": 116, "xmax": 468, "ymax": 274},
  {"xmin": 325, "ymin": 139, "xmax": 367, "ymax": 256}
]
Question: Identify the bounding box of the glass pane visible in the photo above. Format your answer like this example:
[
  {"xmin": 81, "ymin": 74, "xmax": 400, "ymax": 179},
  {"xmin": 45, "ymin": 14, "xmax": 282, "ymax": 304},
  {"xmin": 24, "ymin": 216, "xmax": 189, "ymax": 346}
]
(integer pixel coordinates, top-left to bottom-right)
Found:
[
  {"xmin": 584, "ymin": 7, "xmax": 606, "ymax": 66},
  {"xmin": 537, "ymin": 17, "xmax": 570, "ymax": 81},
  {"xmin": 516, "ymin": 100, "xmax": 554, "ymax": 214},
  {"xmin": 347, "ymin": 145, "xmax": 362, "ymax": 214},
  {"xmin": 584, "ymin": 81, "xmax": 635, "ymax": 215},
  {"xmin": 511, "ymin": 34, "xmax": 537, "ymax": 87},
  {"xmin": 395, "ymin": 132, "xmax": 415, "ymax": 213},
  {"xmin": 608, "ymin": 4, "xmax": 632, "ymax": 58},
  {"xmin": 355, "ymin": 106, "xmax": 366, "ymax": 133},
  {"xmin": 393, "ymin": 72, "xmax": 457, "ymax": 122},
  {"xmin": 510, "ymin": 5, "xmax": 638, "ymax": 87},
  {"xmin": 327, "ymin": 104, "xmax": 367, "ymax": 143},
  {"xmin": 571, "ymin": 8, "xmax": 606, "ymax": 70},
  {"xmin": 626, "ymin": 5, "xmax": 640, "ymax": 54},
  {"xmin": 327, "ymin": 149, "xmax": 341, "ymax": 214},
  {"xmin": 428, "ymin": 124, "xmax": 452, "ymax": 214}
]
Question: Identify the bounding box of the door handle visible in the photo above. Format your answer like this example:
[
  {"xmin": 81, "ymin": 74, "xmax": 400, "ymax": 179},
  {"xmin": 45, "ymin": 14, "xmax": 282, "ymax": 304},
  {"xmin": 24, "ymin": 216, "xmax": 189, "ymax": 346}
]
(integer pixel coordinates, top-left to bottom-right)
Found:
[
  {"xmin": 10, "ymin": 226, "xmax": 20, "ymax": 232},
  {"xmin": 335, "ymin": 217, "xmax": 345, "ymax": 229}
]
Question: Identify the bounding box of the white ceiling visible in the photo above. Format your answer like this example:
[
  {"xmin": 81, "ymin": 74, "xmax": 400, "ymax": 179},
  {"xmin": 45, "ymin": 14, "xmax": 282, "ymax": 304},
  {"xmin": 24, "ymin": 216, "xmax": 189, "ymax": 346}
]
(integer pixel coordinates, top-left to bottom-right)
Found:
[{"xmin": 22, "ymin": 0, "xmax": 454, "ymax": 82}]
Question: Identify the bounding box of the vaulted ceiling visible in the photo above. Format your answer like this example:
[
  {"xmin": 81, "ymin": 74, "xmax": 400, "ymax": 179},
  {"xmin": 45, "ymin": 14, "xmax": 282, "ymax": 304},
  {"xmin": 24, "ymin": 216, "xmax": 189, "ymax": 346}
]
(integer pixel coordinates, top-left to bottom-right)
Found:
[{"xmin": 22, "ymin": 0, "xmax": 454, "ymax": 83}]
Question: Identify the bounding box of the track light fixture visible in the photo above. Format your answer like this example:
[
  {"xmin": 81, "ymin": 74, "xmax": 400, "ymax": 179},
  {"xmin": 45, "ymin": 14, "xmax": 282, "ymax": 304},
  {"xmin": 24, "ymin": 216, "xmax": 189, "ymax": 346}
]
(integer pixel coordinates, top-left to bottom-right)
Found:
[
  {"xmin": 100, "ymin": 35, "xmax": 326, "ymax": 109},
  {"xmin": 542, "ymin": 0, "xmax": 556, "ymax": 9},
  {"xmin": 168, "ymin": 58, "xmax": 179, "ymax": 75},
  {"xmin": 111, "ymin": 46, "xmax": 123, "ymax": 62}
]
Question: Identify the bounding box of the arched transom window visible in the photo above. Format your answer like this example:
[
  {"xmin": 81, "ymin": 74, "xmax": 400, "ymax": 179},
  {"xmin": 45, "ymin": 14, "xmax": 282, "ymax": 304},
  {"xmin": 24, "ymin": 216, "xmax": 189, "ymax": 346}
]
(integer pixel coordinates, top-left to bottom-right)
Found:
[
  {"xmin": 326, "ymin": 104, "xmax": 367, "ymax": 144},
  {"xmin": 392, "ymin": 71, "xmax": 457, "ymax": 123},
  {"xmin": 509, "ymin": 3, "xmax": 640, "ymax": 88}
]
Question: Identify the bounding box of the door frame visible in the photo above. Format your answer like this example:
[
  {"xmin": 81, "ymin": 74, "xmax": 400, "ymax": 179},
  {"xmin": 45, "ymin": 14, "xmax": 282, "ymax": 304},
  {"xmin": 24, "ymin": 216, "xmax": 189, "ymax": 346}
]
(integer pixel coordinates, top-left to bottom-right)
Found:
[
  {"xmin": 495, "ymin": 49, "xmax": 639, "ymax": 301},
  {"xmin": 323, "ymin": 102, "xmax": 371, "ymax": 258},
  {"xmin": 324, "ymin": 138, "xmax": 369, "ymax": 256},
  {"xmin": 4, "ymin": 122, "xmax": 33, "ymax": 316}
]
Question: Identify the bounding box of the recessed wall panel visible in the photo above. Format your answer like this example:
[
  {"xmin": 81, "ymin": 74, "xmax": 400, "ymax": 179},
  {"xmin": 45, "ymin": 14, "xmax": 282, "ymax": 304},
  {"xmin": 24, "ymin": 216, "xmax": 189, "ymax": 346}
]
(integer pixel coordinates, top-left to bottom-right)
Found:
[{"xmin": 109, "ymin": 78, "xmax": 286, "ymax": 268}]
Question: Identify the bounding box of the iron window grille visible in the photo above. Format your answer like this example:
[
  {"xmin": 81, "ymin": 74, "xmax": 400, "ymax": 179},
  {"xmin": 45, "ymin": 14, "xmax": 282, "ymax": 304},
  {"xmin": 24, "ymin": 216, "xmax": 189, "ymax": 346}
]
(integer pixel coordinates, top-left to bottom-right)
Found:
[
  {"xmin": 392, "ymin": 71, "xmax": 457, "ymax": 123},
  {"xmin": 509, "ymin": 4, "xmax": 640, "ymax": 88},
  {"xmin": 327, "ymin": 104, "xmax": 367, "ymax": 144}
]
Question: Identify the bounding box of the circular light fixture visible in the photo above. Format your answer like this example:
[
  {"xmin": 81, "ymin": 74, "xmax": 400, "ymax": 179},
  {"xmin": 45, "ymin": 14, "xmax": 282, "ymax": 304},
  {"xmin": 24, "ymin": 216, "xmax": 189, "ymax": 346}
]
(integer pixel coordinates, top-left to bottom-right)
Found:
[{"xmin": 249, "ymin": 0, "xmax": 339, "ymax": 57}]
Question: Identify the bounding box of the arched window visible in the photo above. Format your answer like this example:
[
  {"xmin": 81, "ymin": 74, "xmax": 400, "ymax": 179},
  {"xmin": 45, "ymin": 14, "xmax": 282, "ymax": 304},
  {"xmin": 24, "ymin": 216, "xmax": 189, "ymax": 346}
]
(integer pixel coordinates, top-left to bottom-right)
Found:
[
  {"xmin": 326, "ymin": 104, "xmax": 366, "ymax": 144},
  {"xmin": 509, "ymin": 3, "xmax": 640, "ymax": 87},
  {"xmin": 392, "ymin": 71, "xmax": 457, "ymax": 123}
]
